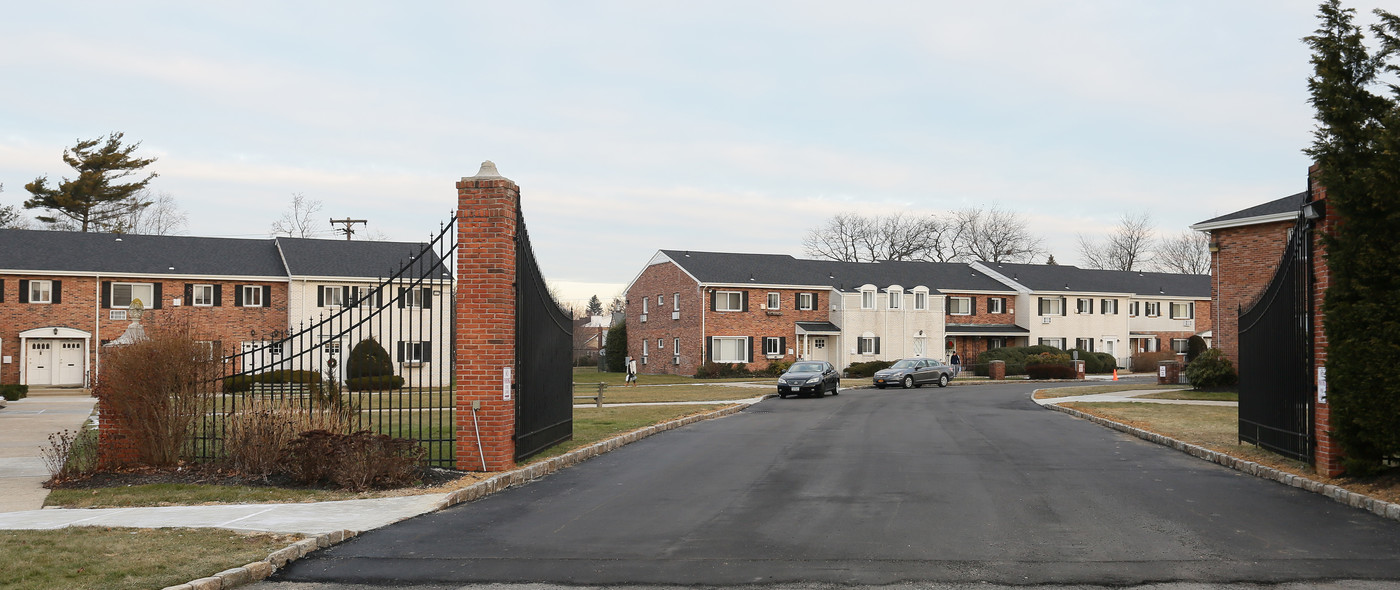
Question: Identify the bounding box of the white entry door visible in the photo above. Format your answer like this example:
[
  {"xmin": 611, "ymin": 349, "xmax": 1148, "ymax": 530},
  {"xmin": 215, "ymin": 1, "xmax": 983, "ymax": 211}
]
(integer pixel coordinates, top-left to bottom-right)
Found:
[
  {"xmin": 56, "ymin": 340, "xmax": 85, "ymax": 385},
  {"xmin": 26, "ymin": 341, "xmax": 53, "ymax": 385}
]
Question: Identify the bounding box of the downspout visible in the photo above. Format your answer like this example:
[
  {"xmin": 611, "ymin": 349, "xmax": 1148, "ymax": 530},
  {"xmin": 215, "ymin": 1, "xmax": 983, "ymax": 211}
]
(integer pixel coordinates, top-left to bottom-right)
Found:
[
  {"xmin": 93, "ymin": 275, "xmax": 101, "ymax": 388},
  {"xmin": 698, "ymin": 282, "xmax": 705, "ymax": 373}
]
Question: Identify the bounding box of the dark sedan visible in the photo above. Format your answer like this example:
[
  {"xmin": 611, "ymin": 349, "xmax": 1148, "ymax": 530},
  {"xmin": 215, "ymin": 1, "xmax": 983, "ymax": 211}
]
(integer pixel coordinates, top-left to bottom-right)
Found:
[
  {"xmin": 777, "ymin": 361, "xmax": 841, "ymax": 398},
  {"xmin": 873, "ymin": 357, "xmax": 954, "ymax": 389}
]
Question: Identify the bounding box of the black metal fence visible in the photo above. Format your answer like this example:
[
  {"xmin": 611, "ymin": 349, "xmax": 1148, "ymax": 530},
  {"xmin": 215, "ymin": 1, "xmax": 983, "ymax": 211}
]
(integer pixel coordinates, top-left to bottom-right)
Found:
[
  {"xmin": 513, "ymin": 207, "xmax": 574, "ymax": 460},
  {"xmin": 193, "ymin": 217, "xmax": 458, "ymax": 467},
  {"xmin": 1238, "ymin": 214, "xmax": 1314, "ymax": 463}
]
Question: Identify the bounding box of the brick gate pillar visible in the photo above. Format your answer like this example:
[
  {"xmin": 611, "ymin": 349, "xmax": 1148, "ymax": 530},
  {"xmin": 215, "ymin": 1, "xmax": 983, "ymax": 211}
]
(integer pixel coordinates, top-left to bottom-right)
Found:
[
  {"xmin": 1309, "ymin": 167, "xmax": 1344, "ymax": 477},
  {"xmin": 455, "ymin": 161, "xmax": 519, "ymax": 472}
]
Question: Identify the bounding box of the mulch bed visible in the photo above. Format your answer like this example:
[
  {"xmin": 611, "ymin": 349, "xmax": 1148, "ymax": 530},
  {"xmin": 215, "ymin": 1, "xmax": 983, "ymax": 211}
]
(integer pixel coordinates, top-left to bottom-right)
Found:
[{"xmin": 46, "ymin": 463, "xmax": 465, "ymax": 491}]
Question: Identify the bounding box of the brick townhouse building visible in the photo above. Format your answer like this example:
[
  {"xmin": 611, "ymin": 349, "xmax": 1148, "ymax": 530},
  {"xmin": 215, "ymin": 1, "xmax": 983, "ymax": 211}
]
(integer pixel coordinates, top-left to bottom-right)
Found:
[
  {"xmin": 0, "ymin": 229, "xmax": 442, "ymax": 388},
  {"xmin": 626, "ymin": 250, "xmax": 1211, "ymax": 375}
]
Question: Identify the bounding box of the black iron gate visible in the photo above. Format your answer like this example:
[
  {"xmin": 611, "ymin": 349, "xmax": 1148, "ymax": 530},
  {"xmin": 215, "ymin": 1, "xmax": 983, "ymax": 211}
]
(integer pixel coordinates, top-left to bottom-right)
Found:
[
  {"xmin": 195, "ymin": 217, "xmax": 458, "ymax": 467},
  {"xmin": 1238, "ymin": 213, "xmax": 1314, "ymax": 462},
  {"xmin": 513, "ymin": 206, "xmax": 574, "ymax": 460}
]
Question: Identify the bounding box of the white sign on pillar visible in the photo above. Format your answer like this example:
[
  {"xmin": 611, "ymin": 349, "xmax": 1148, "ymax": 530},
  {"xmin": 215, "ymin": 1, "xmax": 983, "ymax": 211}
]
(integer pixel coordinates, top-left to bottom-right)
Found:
[
  {"xmin": 503, "ymin": 366, "xmax": 513, "ymax": 401},
  {"xmin": 1317, "ymin": 367, "xmax": 1327, "ymax": 403}
]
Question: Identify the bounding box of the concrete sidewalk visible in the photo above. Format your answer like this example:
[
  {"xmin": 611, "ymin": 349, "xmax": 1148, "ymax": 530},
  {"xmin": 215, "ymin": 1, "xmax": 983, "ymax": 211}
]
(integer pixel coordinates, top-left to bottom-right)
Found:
[
  {"xmin": 0, "ymin": 390, "xmax": 97, "ymax": 513},
  {"xmin": 1034, "ymin": 388, "xmax": 1237, "ymax": 407}
]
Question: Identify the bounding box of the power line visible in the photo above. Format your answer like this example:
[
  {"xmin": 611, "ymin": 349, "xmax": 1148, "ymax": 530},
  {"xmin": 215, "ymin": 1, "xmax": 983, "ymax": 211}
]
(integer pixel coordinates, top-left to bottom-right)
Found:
[{"xmin": 329, "ymin": 218, "xmax": 367, "ymax": 240}]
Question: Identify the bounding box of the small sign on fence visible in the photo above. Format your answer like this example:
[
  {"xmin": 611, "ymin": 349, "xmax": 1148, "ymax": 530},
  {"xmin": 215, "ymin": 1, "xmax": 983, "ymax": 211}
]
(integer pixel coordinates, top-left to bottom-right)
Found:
[
  {"xmin": 503, "ymin": 367, "xmax": 513, "ymax": 401},
  {"xmin": 1317, "ymin": 367, "xmax": 1327, "ymax": 403}
]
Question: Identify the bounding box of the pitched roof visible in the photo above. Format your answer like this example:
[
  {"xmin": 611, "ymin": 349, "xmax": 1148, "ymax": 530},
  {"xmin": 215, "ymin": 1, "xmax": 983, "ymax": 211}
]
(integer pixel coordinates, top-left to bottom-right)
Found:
[
  {"xmin": 655, "ymin": 250, "xmax": 1012, "ymax": 292},
  {"xmin": 0, "ymin": 229, "xmax": 286, "ymax": 277},
  {"xmin": 275, "ymin": 237, "xmax": 448, "ymax": 280},
  {"xmin": 1190, "ymin": 191, "xmax": 1305, "ymax": 230},
  {"xmin": 978, "ymin": 261, "xmax": 1210, "ymax": 297}
]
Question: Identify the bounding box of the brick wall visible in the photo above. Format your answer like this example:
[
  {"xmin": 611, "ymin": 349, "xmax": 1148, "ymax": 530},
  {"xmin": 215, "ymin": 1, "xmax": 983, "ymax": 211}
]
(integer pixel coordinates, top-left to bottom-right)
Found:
[
  {"xmin": 943, "ymin": 293, "xmax": 1016, "ymax": 326},
  {"xmin": 1208, "ymin": 220, "xmax": 1294, "ymax": 366},
  {"xmin": 454, "ymin": 168, "xmax": 519, "ymax": 472},
  {"xmin": 1310, "ymin": 169, "xmax": 1343, "ymax": 476},
  {"xmin": 703, "ymin": 287, "xmax": 831, "ymax": 372},
  {"xmin": 624, "ymin": 261, "xmax": 702, "ymax": 375}
]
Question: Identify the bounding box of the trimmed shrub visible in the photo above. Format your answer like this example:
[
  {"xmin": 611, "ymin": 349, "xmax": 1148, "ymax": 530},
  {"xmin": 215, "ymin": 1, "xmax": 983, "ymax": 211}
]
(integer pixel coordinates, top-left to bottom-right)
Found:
[
  {"xmin": 1026, "ymin": 352, "xmax": 1075, "ymax": 380},
  {"xmin": 605, "ymin": 322, "xmax": 627, "ymax": 373},
  {"xmin": 346, "ymin": 375, "xmax": 406, "ymax": 391},
  {"xmin": 1185, "ymin": 335, "xmax": 1208, "ymax": 363},
  {"xmin": 282, "ymin": 429, "xmax": 425, "ymax": 491},
  {"xmin": 754, "ymin": 359, "xmax": 793, "ymax": 378},
  {"xmin": 0, "ymin": 384, "xmax": 28, "ymax": 401},
  {"xmin": 844, "ymin": 360, "xmax": 895, "ymax": 378},
  {"xmin": 1132, "ymin": 350, "xmax": 1177, "ymax": 372},
  {"xmin": 222, "ymin": 370, "xmax": 323, "ymax": 393},
  {"xmin": 347, "ymin": 338, "xmax": 394, "ymax": 379},
  {"xmin": 1184, "ymin": 348, "xmax": 1237, "ymax": 389},
  {"xmin": 695, "ymin": 361, "xmax": 751, "ymax": 379},
  {"xmin": 1066, "ymin": 349, "xmax": 1105, "ymax": 374}
]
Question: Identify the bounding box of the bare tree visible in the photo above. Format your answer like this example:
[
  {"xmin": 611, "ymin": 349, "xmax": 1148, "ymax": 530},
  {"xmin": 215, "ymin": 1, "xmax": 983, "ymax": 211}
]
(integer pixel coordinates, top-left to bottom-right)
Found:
[
  {"xmin": 1077, "ymin": 212, "xmax": 1155, "ymax": 271},
  {"xmin": 1153, "ymin": 230, "xmax": 1211, "ymax": 274},
  {"xmin": 270, "ymin": 193, "xmax": 329, "ymax": 238},
  {"xmin": 117, "ymin": 191, "xmax": 188, "ymax": 235},
  {"xmin": 0, "ymin": 184, "xmax": 32, "ymax": 229},
  {"xmin": 804, "ymin": 212, "xmax": 967, "ymax": 262},
  {"xmin": 608, "ymin": 295, "xmax": 625, "ymax": 315},
  {"xmin": 953, "ymin": 206, "xmax": 1046, "ymax": 263}
]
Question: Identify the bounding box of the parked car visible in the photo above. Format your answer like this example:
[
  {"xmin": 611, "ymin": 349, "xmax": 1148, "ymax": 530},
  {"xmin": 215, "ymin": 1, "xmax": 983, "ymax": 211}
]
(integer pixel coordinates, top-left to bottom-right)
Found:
[
  {"xmin": 777, "ymin": 361, "xmax": 841, "ymax": 398},
  {"xmin": 873, "ymin": 357, "xmax": 954, "ymax": 389}
]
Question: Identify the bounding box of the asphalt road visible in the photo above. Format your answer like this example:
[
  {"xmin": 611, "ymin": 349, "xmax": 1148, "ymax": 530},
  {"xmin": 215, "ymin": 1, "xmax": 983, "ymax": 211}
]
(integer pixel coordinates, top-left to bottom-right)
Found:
[{"xmin": 262, "ymin": 382, "xmax": 1400, "ymax": 587}]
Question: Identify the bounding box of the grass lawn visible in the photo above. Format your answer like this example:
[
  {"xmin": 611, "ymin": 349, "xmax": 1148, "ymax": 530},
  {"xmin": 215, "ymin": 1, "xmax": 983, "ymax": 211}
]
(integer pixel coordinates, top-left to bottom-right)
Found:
[
  {"xmin": 1137, "ymin": 390, "xmax": 1238, "ymax": 402},
  {"xmin": 1034, "ymin": 384, "xmax": 1189, "ymax": 399},
  {"xmin": 523, "ymin": 404, "xmax": 734, "ymax": 464},
  {"xmin": 45, "ymin": 484, "xmax": 372, "ymax": 509},
  {"xmin": 583, "ymin": 384, "xmax": 767, "ymax": 404},
  {"xmin": 1061, "ymin": 401, "xmax": 1400, "ymax": 505},
  {"xmin": 0, "ymin": 527, "xmax": 297, "ymax": 590},
  {"xmin": 573, "ymin": 366, "xmax": 765, "ymax": 386}
]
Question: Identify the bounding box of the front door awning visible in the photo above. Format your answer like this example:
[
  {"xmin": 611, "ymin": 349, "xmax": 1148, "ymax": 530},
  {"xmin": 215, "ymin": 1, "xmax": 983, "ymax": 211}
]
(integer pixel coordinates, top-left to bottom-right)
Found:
[{"xmin": 795, "ymin": 321, "xmax": 841, "ymax": 335}]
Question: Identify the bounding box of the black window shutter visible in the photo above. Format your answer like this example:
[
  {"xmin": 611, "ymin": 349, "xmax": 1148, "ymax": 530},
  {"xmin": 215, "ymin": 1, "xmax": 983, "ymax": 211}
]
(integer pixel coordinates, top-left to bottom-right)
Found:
[
  {"xmin": 317, "ymin": 286, "xmax": 325, "ymax": 307},
  {"xmin": 945, "ymin": 295, "xmax": 950, "ymax": 312},
  {"xmin": 398, "ymin": 287, "xmax": 407, "ymax": 308},
  {"xmin": 263, "ymin": 285, "xmax": 271, "ymax": 307},
  {"xmin": 747, "ymin": 337, "xmax": 754, "ymax": 363},
  {"xmin": 53, "ymin": 280, "xmax": 61, "ymax": 304},
  {"xmin": 102, "ymin": 281, "xmax": 112, "ymax": 308},
  {"xmin": 153, "ymin": 283, "xmax": 163, "ymax": 309},
  {"xmin": 741, "ymin": 292, "xmax": 749, "ymax": 312},
  {"xmin": 970, "ymin": 298, "xmax": 977, "ymax": 315},
  {"xmin": 779, "ymin": 336, "xmax": 786, "ymax": 355},
  {"xmin": 422, "ymin": 288, "xmax": 433, "ymax": 309},
  {"xmin": 710, "ymin": 292, "xmax": 717, "ymax": 311},
  {"xmin": 707, "ymin": 336, "xmax": 715, "ymax": 362},
  {"xmin": 18, "ymin": 280, "xmax": 28, "ymax": 303},
  {"xmin": 396, "ymin": 341, "xmax": 404, "ymax": 362},
  {"xmin": 1060, "ymin": 296, "xmax": 1067, "ymax": 316},
  {"xmin": 874, "ymin": 337, "xmax": 881, "ymax": 354},
  {"xmin": 234, "ymin": 285, "xmax": 244, "ymax": 307},
  {"xmin": 339, "ymin": 286, "xmax": 349, "ymax": 306},
  {"xmin": 1037, "ymin": 297, "xmax": 1044, "ymax": 315},
  {"xmin": 1189, "ymin": 302, "xmax": 1195, "ymax": 319},
  {"xmin": 813, "ymin": 292, "xmax": 819, "ymax": 309},
  {"xmin": 0, "ymin": 279, "xmax": 5, "ymax": 303},
  {"xmin": 375, "ymin": 288, "xmax": 383, "ymax": 307},
  {"xmin": 422, "ymin": 341, "xmax": 432, "ymax": 363},
  {"xmin": 213, "ymin": 285, "xmax": 222, "ymax": 307}
]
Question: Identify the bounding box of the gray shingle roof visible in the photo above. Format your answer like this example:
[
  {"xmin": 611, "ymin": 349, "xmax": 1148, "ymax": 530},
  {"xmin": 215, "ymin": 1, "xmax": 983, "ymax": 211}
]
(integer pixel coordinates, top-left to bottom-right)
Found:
[
  {"xmin": 979, "ymin": 261, "xmax": 1210, "ymax": 297},
  {"xmin": 657, "ymin": 250, "xmax": 1012, "ymax": 292},
  {"xmin": 0, "ymin": 229, "xmax": 286, "ymax": 277},
  {"xmin": 1192, "ymin": 191, "xmax": 1305, "ymax": 228},
  {"xmin": 275, "ymin": 237, "xmax": 448, "ymax": 280}
]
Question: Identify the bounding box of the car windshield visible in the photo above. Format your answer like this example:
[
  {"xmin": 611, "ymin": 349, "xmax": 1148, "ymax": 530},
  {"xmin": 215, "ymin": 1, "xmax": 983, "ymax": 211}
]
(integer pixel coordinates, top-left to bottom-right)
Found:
[
  {"xmin": 890, "ymin": 359, "xmax": 920, "ymax": 369},
  {"xmin": 790, "ymin": 363, "xmax": 825, "ymax": 373}
]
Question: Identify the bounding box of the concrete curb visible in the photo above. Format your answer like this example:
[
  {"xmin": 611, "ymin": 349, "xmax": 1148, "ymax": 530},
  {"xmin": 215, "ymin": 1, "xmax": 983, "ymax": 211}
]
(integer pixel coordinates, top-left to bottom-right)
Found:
[
  {"xmin": 159, "ymin": 399, "xmax": 759, "ymax": 590},
  {"xmin": 1044, "ymin": 403, "xmax": 1400, "ymax": 523}
]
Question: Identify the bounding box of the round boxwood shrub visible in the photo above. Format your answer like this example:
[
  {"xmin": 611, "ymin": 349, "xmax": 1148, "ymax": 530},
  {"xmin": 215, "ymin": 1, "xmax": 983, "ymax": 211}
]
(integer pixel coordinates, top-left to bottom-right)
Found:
[
  {"xmin": 347, "ymin": 338, "xmax": 395, "ymax": 379},
  {"xmin": 1184, "ymin": 348, "xmax": 1237, "ymax": 389},
  {"xmin": 1185, "ymin": 335, "xmax": 1208, "ymax": 363},
  {"xmin": 1026, "ymin": 352, "xmax": 1075, "ymax": 379}
]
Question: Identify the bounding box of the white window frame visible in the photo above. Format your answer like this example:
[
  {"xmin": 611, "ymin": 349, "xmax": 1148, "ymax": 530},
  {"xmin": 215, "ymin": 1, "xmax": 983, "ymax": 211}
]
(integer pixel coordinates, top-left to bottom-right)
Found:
[
  {"xmin": 1038, "ymin": 337, "xmax": 1066, "ymax": 350},
  {"xmin": 1171, "ymin": 338, "xmax": 1190, "ymax": 353},
  {"xmin": 888, "ymin": 290, "xmax": 902, "ymax": 309},
  {"xmin": 988, "ymin": 297, "xmax": 1005, "ymax": 314},
  {"xmin": 192, "ymin": 284, "xmax": 215, "ymax": 307},
  {"xmin": 767, "ymin": 292, "xmax": 780, "ymax": 310},
  {"xmin": 1101, "ymin": 299, "xmax": 1118, "ymax": 315},
  {"xmin": 657, "ymin": 338, "xmax": 664, "ymax": 350},
  {"xmin": 988, "ymin": 337, "xmax": 1006, "ymax": 349},
  {"xmin": 28, "ymin": 280, "xmax": 53, "ymax": 304},
  {"xmin": 764, "ymin": 336, "xmax": 783, "ymax": 356},
  {"xmin": 948, "ymin": 297, "xmax": 972, "ymax": 315},
  {"xmin": 1170, "ymin": 302, "xmax": 1194, "ymax": 320},
  {"xmin": 1038, "ymin": 297, "xmax": 1063, "ymax": 316},
  {"xmin": 673, "ymin": 337, "xmax": 680, "ymax": 354},
  {"xmin": 403, "ymin": 288, "xmax": 425, "ymax": 309},
  {"xmin": 1129, "ymin": 301, "xmax": 1140, "ymax": 317},
  {"xmin": 241, "ymin": 285, "xmax": 263, "ymax": 308},
  {"xmin": 860, "ymin": 290, "xmax": 875, "ymax": 310},
  {"xmin": 673, "ymin": 293, "xmax": 679, "ymax": 311},
  {"xmin": 195, "ymin": 340, "xmax": 218, "ymax": 361},
  {"xmin": 1077, "ymin": 298, "xmax": 1093, "ymax": 314},
  {"xmin": 112, "ymin": 282, "xmax": 155, "ymax": 309},
  {"xmin": 715, "ymin": 291, "xmax": 743, "ymax": 312},
  {"xmin": 858, "ymin": 336, "xmax": 876, "ymax": 355},
  {"xmin": 642, "ymin": 297, "xmax": 649, "ymax": 314},
  {"xmin": 402, "ymin": 341, "xmax": 427, "ymax": 364},
  {"xmin": 798, "ymin": 292, "xmax": 814, "ymax": 311},
  {"xmin": 321, "ymin": 285, "xmax": 343, "ymax": 307},
  {"xmin": 711, "ymin": 336, "xmax": 748, "ymax": 363},
  {"xmin": 1145, "ymin": 301, "xmax": 1161, "ymax": 317},
  {"xmin": 914, "ymin": 292, "xmax": 928, "ymax": 311},
  {"xmin": 657, "ymin": 294, "xmax": 663, "ymax": 307},
  {"xmin": 1076, "ymin": 338, "xmax": 1094, "ymax": 351}
]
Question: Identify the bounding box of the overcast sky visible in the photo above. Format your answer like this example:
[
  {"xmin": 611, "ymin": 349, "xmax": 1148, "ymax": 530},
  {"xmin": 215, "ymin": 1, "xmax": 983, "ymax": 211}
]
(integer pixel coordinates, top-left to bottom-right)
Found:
[{"xmin": 2, "ymin": 1, "xmax": 1387, "ymax": 306}]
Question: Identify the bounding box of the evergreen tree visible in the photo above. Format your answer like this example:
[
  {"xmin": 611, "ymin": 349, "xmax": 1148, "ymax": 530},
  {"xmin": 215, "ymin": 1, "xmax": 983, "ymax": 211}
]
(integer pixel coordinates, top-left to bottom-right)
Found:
[
  {"xmin": 1045, "ymin": 254, "xmax": 1058, "ymax": 265},
  {"xmin": 586, "ymin": 295, "xmax": 604, "ymax": 317},
  {"xmin": 347, "ymin": 338, "xmax": 394, "ymax": 379},
  {"xmin": 1304, "ymin": 0, "xmax": 1400, "ymax": 474},
  {"xmin": 604, "ymin": 322, "xmax": 628, "ymax": 373},
  {"xmin": 24, "ymin": 133, "xmax": 156, "ymax": 232}
]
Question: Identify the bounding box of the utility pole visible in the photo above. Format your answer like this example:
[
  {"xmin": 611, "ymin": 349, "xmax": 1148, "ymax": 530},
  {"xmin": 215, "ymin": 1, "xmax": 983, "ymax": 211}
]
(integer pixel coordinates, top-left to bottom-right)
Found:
[{"xmin": 329, "ymin": 218, "xmax": 367, "ymax": 240}]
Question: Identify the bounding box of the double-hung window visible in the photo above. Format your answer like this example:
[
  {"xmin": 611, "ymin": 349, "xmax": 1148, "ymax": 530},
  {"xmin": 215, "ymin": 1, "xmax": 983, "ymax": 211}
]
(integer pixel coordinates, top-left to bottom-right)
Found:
[
  {"xmin": 113, "ymin": 282, "xmax": 155, "ymax": 309},
  {"xmin": 1076, "ymin": 338, "xmax": 1094, "ymax": 351},
  {"xmin": 858, "ymin": 336, "xmax": 879, "ymax": 355},
  {"xmin": 1076, "ymin": 298, "xmax": 1093, "ymax": 314},
  {"xmin": 673, "ymin": 293, "xmax": 679, "ymax": 310},
  {"xmin": 798, "ymin": 292, "xmax": 814, "ymax": 310},
  {"xmin": 1170, "ymin": 302, "xmax": 1194, "ymax": 320},
  {"xmin": 948, "ymin": 297, "xmax": 972, "ymax": 315},
  {"xmin": 1171, "ymin": 338, "xmax": 1190, "ymax": 353},
  {"xmin": 1038, "ymin": 297, "xmax": 1063, "ymax": 316},
  {"xmin": 860, "ymin": 290, "xmax": 875, "ymax": 310},
  {"xmin": 715, "ymin": 291, "xmax": 744, "ymax": 312},
  {"xmin": 763, "ymin": 336, "xmax": 784, "ymax": 357},
  {"xmin": 321, "ymin": 285, "xmax": 344, "ymax": 307},
  {"xmin": 1145, "ymin": 301, "xmax": 1161, "ymax": 317},
  {"xmin": 1128, "ymin": 301, "xmax": 1140, "ymax": 317},
  {"xmin": 241, "ymin": 285, "xmax": 264, "ymax": 308},
  {"xmin": 1101, "ymin": 299, "xmax": 1118, "ymax": 314},
  {"xmin": 28, "ymin": 280, "xmax": 53, "ymax": 304},
  {"xmin": 711, "ymin": 336, "xmax": 749, "ymax": 363},
  {"xmin": 988, "ymin": 297, "xmax": 1005, "ymax": 314},
  {"xmin": 888, "ymin": 290, "xmax": 902, "ymax": 309},
  {"xmin": 767, "ymin": 292, "xmax": 780, "ymax": 310},
  {"xmin": 914, "ymin": 292, "xmax": 928, "ymax": 310},
  {"xmin": 402, "ymin": 288, "xmax": 425, "ymax": 308},
  {"xmin": 398, "ymin": 341, "xmax": 431, "ymax": 364},
  {"xmin": 192, "ymin": 284, "xmax": 215, "ymax": 307},
  {"xmin": 1038, "ymin": 337, "xmax": 1065, "ymax": 349}
]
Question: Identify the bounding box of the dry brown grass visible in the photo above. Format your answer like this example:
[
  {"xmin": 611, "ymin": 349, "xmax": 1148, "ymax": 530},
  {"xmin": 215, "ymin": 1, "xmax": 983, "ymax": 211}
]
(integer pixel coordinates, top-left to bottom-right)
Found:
[
  {"xmin": 1062, "ymin": 402, "xmax": 1400, "ymax": 505},
  {"xmin": 224, "ymin": 399, "xmax": 352, "ymax": 477},
  {"xmin": 1033, "ymin": 384, "xmax": 1188, "ymax": 399}
]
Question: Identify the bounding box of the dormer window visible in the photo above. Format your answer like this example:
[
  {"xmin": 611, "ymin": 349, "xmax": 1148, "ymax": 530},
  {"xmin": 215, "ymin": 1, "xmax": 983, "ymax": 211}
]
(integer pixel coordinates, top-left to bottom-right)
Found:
[{"xmin": 887, "ymin": 288, "xmax": 903, "ymax": 310}]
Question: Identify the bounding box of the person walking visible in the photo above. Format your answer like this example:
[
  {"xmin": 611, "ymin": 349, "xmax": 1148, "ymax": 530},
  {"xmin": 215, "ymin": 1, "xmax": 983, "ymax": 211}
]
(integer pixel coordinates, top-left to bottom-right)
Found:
[
  {"xmin": 949, "ymin": 350, "xmax": 961, "ymax": 377},
  {"xmin": 625, "ymin": 356, "xmax": 638, "ymax": 387}
]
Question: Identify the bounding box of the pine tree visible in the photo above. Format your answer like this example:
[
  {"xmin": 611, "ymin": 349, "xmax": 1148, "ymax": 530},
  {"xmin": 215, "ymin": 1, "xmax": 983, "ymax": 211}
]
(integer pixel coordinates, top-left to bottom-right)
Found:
[
  {"xmin": 1045, "ymin": 254, "xmax": 1058, "ymax": 265},
  {"xmin": 24, "ymin": 133, "xmax": 156, "ymax": 232},
  {"xmin": 586, "ymin": 295, "xmax": 604, "ymax": 317},
  {"xmin": 605, "ymin": 322, "xmax": 628, "ymax": 373},
  {"xmin": 1304, "ymin": 0, "xmax": 1400, "ymax": 474}
]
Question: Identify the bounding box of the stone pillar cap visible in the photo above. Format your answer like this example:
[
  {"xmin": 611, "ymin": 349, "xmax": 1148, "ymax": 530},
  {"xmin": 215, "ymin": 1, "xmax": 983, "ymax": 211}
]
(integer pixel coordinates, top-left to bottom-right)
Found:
[{"xmin": 465, "ymin": 160, "xmax": 506, "ymax": 180}]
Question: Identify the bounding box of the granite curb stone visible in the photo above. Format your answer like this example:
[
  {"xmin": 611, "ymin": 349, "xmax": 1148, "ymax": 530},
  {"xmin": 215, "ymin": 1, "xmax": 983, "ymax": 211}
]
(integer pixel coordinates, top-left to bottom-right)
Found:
[{"xmin": 1044, "ymin": 403, "xmax": 1400, "ymax": 523}]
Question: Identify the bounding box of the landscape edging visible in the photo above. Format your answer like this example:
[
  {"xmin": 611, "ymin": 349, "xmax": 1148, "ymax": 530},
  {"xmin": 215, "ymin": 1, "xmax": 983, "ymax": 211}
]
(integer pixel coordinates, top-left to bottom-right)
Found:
[
  {"xmin": 1045, "ymin": 403, "xmax": 1400, "ymax": 522},
  {"xmin": 161, "ymin": 399, "xmax": 759, "ymax": 590}
]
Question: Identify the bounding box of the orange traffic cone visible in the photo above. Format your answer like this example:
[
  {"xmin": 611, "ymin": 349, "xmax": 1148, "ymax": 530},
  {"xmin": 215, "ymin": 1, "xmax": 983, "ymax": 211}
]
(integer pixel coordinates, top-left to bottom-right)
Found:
[{"xmin": 1112, "ymin": 368, "xmax": 1119, "ymax": 381}]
